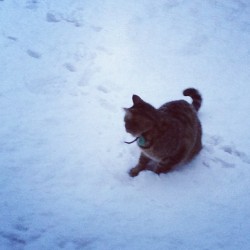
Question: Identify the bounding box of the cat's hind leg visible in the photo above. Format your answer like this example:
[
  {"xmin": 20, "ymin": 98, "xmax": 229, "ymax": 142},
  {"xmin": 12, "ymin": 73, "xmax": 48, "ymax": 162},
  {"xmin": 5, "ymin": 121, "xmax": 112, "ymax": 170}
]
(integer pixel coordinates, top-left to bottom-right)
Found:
[
  {"xmin": 155, "ymin": 146, "xmax": 186, "ymax": 174},
  {"xmin": 154, "ymin": 162, "xmax": 174, "ymax": 175},
  {"xmin": 129, "ymin": 153, "xmax": 150, "ymax": 177}
]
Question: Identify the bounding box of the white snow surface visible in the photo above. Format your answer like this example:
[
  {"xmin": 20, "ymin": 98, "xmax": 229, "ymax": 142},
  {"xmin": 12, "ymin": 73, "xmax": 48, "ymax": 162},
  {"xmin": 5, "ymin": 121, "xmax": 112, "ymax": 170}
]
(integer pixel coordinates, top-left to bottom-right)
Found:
[{"xmin": 1, "ymin": 0, "xmax": 250, "ymax": 249}]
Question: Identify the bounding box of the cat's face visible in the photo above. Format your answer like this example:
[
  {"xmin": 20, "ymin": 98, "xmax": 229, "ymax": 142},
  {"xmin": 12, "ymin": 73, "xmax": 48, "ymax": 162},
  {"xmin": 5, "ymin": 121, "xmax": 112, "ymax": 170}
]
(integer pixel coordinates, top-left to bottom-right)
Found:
[{"xmin": 124, "ymin": 95, "xmax": 155, "ymax": 137}]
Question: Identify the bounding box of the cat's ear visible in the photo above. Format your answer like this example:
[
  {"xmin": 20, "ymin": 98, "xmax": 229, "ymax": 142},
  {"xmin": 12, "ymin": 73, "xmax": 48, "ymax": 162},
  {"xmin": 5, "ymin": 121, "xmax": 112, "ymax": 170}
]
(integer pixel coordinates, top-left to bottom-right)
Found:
[{"xmin": 132, "ymin": 95, "xmax": 143, "ymax": 105}]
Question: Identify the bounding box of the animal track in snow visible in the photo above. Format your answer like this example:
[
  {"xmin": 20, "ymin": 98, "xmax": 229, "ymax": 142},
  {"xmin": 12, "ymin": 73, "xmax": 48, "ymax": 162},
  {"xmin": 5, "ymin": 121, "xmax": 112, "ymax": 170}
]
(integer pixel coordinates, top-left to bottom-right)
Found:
[
  {"xmin": 220, "ymin": 145, "xmax": 250, "ymax": 164},
  {"xmin": 57, "ymin": 237, "xmax": 97, "ymax": 249},
  {"xmin": 91, "ymin": 26, "xmax": 103, "ymax": 32},
  {"xmin": 46, "ymin": 12, "xmax": 61, "ymax": 23},
  {"xmin": 25, "ymin": 0, "xmax": 39, "ymax": 10},
  {"xmin": 163, "ymin": 0, "xmax": 183, "ymax": 10},
  {"xmin": 14, "ymin": 224, "xmax": 29, "ymax": 232},
  {"xmin": 0, "ymin": 231, "xmax": 26, "ymax": 247},
  {"xmin": 7, "ymin": 36, "xmax": 18, "ymax": 41},
  {"xmin": 64, "ymin": 63, "xmax": 77, "ymax": 72},
  {"xmin": 63, "ymin": 16, "xmax": 83, "ymax": 27},
  {"xmin": 97, "ymin": 85, "xmax": 109, "ymax": 94},
  {"xmin": 46, "ymin": 9, "xmax": 84, "ymax": 27},
  {"xmin": 203, "ymin": 134, "xmax": 250, "ymax": 169},
  {"xmin": 212, "ymin": 157, "xmax": 235, "ymax": 168},
  {"xmin": 27, "ymin": 49, "xmax": 42, "ymax": 59}
]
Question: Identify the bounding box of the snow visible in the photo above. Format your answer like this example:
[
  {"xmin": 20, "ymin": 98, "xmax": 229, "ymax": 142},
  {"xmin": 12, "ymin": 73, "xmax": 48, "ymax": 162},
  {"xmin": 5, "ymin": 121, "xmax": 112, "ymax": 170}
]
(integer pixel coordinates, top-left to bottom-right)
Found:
[{"xmin": 1, "ymin": 0, "xmax": 250, "ymax": 249}]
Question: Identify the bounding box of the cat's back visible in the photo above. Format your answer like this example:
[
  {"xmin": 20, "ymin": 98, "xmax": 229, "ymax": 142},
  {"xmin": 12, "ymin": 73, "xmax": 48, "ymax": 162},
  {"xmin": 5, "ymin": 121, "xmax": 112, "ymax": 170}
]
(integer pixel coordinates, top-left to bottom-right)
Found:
[
  {"xmin": 158, "ymin": 99, "xmax": 193, "ymax": 114},
  {"xmin": 158, "ymin": 100, "xmax": 197, "ymax": 126}
]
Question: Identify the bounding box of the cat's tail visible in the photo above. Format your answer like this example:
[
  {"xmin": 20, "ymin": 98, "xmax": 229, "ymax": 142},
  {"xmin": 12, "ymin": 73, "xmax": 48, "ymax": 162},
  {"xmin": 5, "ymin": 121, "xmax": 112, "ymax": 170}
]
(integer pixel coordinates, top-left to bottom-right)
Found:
[{"xmin": 183, "ymin": 88, "xmax": 202, "ymax": 111}]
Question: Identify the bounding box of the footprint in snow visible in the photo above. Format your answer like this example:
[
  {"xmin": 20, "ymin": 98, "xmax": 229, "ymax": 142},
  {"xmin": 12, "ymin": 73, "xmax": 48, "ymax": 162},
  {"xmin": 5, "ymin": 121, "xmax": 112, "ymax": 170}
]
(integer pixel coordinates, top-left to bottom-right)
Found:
[
  {"xmin": 97, "ymin": 85, "xmax": 109, "ymax": 94},
  {"xmin": 0, "ymin": 231, "xmax": 26, "ymax": 247},
  {"xmin": 46, "ymin": 12, "xmax": 62, "ymax": 23},
  {"xmin": 202, "ymin": 134, "xmax": 250, "ymax": 168},
  {"xmin": 163, "ymin": 0, "xmax": 182, "ymax": 10},
  {"xmin": 7, "ymin": 36, "xmax": 18, "ymax": 41},
  {"xmin": 27, "ymin": 49, "xmax": 42, "ymax": 59},
  {"xmin": 91, "ymin": 26, "xmax": 103, "ymax": 32},
  {"xmin": 220, "ymin": 144, "xmax": 250, "ymax": 164},
  {"xmin": 14, "ymin": 224, "xmax": 29, "ymax": 232},
  {"xmin": 26, "ymin": 0, "xmax": 39, "ymax": 10},
  {"xmin": 46, "ymin": 10, "xmax": 84, "ymax": 27},
  {"xmin": 58, "ymin": 237, "xmax": 97, "ymax": 249},
  {"xmin": 64, "ymin": 63, "xmax": 77, "ymax": 72}
]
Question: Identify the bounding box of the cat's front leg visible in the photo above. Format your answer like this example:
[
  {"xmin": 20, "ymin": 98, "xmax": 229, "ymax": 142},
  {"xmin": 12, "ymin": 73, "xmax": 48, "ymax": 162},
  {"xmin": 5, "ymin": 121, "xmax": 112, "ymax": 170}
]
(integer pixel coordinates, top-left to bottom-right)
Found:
[{"xmin": 129, "ymin": 153, "xmax": 150, "ymax": 177}]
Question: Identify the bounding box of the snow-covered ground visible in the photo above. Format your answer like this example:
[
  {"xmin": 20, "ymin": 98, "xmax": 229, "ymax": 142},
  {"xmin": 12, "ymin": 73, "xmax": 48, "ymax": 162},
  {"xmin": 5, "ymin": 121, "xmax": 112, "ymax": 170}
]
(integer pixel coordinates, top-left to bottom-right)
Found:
[{"xmin": 1, "ymin": 0, "xmax": 250, "ymax": 249}]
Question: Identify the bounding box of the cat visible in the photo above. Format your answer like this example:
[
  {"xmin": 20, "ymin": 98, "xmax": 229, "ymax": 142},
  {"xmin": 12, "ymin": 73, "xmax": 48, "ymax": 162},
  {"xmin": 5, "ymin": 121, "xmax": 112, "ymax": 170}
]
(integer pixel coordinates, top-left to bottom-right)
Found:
[{"xmin": 124, "ymin": 88, "xmax": 202, "ymax": 177}]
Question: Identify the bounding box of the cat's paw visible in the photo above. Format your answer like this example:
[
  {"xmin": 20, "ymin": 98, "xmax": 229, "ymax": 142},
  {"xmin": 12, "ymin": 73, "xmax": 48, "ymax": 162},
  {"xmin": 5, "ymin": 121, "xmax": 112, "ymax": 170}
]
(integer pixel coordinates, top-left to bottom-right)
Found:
[
  {"xmin": 154, "ymin": 165, "xmax": 173, "ymax": 175},
  {"xmin": 129, "ymin": 166, "xmax": 141, "ymax": 177},
  {"xmin": 154, "ymin": 169, "xmax": 162, "ymax": 175}
]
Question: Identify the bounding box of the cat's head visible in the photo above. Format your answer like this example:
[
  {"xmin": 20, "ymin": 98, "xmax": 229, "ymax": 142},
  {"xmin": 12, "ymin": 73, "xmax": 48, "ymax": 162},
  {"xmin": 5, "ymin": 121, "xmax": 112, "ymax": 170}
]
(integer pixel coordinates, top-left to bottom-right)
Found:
[{"xmin": 124, "ymin": 95, "xmax": 158, "ymax": 137}]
